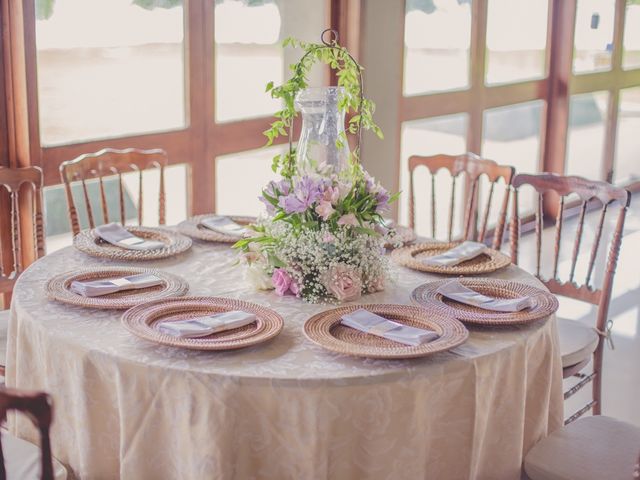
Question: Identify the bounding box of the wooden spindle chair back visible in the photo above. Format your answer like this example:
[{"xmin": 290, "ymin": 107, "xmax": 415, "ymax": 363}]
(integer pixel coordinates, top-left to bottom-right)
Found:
[
  {"xmin": 510, "ymin": 173, "xmax": 631, "ymax": 421},
  {"xmin": 408, "ymin": 153, "xmax": 514, "ymax": 249},
  {"xmin": 0, "ymin": 167, "xmax": 45, "ymax": 296},
  {"xmin": 0, "ymin": 388, "xmax": 54, "ymax": 480},
  {"xmin": 59, "ymin": 148, "xmax": 168, "ymax": 235}
]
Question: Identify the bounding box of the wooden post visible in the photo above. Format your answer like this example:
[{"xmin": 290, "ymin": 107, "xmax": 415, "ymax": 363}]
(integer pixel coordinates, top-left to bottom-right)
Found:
[{"xmin": 1, "ymin": 0, "xmax": 42, "ymax": 306}]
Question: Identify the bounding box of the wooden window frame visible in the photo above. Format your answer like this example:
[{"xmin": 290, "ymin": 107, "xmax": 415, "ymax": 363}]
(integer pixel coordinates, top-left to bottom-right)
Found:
[{"xmin": 1, "ymin": 0, "xmax": 347, "ymax": 217}]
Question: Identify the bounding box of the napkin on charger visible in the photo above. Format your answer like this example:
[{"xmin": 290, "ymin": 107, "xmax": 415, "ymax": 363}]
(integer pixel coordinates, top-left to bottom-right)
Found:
[
  {"xmin": 341, "ymin": 309, "xmax": 439, "ymax": 347},
  {"xmin": 95, "ymin": 223, "xmax": 165, "ymax": 251},
  {"xmin": 199, "ymin": 216, "xmax": 248, "ymax": 237},
  {"xmin": 157, "ymin": 310, "xmax": 256, "ymax": 338},
  {"xmin": 423, "ymin": 241, "xmax": 487, "ymax": 267},
  {"xmin": 437, "ymin": 280, "xmax": 534, "ymax": 312},
  {"xmin": 70, "ymin": 273, "xmax": 164, "ymax": 297}
]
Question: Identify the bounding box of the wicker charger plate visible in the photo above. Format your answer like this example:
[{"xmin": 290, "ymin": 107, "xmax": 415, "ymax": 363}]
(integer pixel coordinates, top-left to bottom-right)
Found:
[
  {"xmin": 391, "ymin": 241, "xmax": 511, "ymax": 275},
  {"xmin": 74, "ymin": 226, "xmax": 192, "ymax": 261},
  {"xmin": 121, "ymin": 296, "xmax": 284, "ymax": 350},
  {"xmin": 177, "ymin": 214, "xmax": 257, "ymax": 243},
  {"xmin": 46, "ymin": 267, "xmax": 189, "ymax": 310},
  {"xmin": 303, "ymin": 304, "xmax": 468, "ymax": 359},
  {"xmin": 411, "ymin": 278, "xmax": 559, "ymax": 326}
]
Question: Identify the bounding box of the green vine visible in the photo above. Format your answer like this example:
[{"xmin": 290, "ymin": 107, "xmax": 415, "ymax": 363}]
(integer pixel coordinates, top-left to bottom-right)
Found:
[{"xmin": 263, "ymin": 36, "xmax": 384, "ymax": 179}]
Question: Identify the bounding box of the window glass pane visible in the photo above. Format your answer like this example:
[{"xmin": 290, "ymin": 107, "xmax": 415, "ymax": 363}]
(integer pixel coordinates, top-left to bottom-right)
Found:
[
  {"xmin": 399, "ymin": 114, "xmax": 468, "ymax": 236},
  {"xmin": 623, "ymin": 0, "xmax": 640, "ymax": 70},
  {"xmin": 215, "ymin": 146, "xmax": 285, "ymax": 216},
  {"xmin": 482, "ymin": 100, "xmax": 544, "ymax": 213},
  {"xmin": 485, "ymin": 0, "xmax": 548, "ymax": 85},
  {"xmin": 613, "ymin": 87, "xmax": 640, "ymax": 185},
  {"xmin": 403, "ymin": 0, "xmax": 472, "ymax": 96},
  {"xmin": 214, "ymin": 0, "xmax": 326, "ymax": 123},
  {"xmin": 573, "ymin": 0, "xmax": 615, "ymax": 74},
  {"xmin": 565, "ymin": 92, "xmax": 608, "ymax": 180},
  {"xmin": 36, "ymin": 0, "xmax": 186, "ymax": 146},
  {"xmin": 44, "ymin": 163, "xmax": 188, "ymax": 252}
]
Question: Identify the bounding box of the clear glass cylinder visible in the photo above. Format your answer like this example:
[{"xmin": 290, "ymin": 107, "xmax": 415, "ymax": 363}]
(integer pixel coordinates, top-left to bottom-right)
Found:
[{"xmin": 294, "ymin": 87, "xmax": 350, "ymax": 173}]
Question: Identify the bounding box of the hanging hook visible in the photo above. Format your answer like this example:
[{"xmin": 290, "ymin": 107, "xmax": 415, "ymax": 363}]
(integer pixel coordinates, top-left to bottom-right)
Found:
[{"xmin": 321, "ymin": 28, "xmax": 339, "ymax": 46}]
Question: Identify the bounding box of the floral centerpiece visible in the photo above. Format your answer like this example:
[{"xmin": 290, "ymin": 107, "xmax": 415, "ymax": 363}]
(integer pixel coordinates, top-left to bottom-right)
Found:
[{"xmin": 234, "ymin": 30, "xmax": 398, "ymax": 303}]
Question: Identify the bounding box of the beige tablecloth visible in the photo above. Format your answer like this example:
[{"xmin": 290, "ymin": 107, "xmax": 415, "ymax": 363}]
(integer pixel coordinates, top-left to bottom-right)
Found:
[{"xmin": 7, "ymin": 237, "xmax": 563, "ymax": 480}]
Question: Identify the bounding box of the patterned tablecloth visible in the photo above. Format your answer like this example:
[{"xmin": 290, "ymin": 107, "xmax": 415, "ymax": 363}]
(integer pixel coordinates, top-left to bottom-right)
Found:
[{"xmin": 7, "ymin": 235, "xmax": 563, "ymax": 479}]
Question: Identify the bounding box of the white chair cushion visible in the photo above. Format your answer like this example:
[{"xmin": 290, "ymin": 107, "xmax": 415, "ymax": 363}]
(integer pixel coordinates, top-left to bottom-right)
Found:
[
  {"xmin": 524, "ymin": 415, "xmax": 640, "ymax": 480},
  {"xmin": 2, "ymin": 432, "xmax": 67, "ymax": 480},
  {"xmin": 0, "ymin": 309, "xmax": 8, "ymax": 368},
  {"xmin": 557, "ymin": 317, "xmax": 599, "ymax": 368}
]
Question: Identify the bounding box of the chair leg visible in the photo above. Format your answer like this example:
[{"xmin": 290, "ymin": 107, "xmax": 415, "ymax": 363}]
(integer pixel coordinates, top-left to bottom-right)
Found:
[{"xmin": 592, "ymin": 346, "xmax": 604, "ymax": 415}]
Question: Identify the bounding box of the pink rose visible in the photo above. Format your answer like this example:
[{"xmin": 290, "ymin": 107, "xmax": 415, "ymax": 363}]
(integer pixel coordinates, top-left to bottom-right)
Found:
[
  {"xmin": 315, "ymin": 200, "xmax": 335, "ymax": 220},
  {"xmin": 272, "ymin": 268, "xmax": 292, "ymax": 296},
  {"xmin": 322, "ymin": 264, "xmax": 362, "ymax": 302},
  {"xmin": 337, "ymin": 213, "xmax": 358, "ymax": 226}
]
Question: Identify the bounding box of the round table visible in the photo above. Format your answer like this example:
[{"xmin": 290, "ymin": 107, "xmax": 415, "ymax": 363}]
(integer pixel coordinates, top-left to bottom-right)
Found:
[{"xmin": 7, "ymin": 236, "xmax": 563, "ymax": 480}]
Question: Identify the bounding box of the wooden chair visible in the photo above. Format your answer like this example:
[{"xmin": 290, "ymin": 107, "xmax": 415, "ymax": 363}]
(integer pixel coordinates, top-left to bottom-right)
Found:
[
  {"xmin": 510, "ymin": 173, "xmax": 631, "ymax": 424},
  {"xmin": 523, "ymin": 415, "xmax": 640, "ymax": 480},
  {"xmin": 0, "ymin": 167, "xmax": 45, "ymax": 376},
  {"xmin": 408, "ymin": 153, "xmax": 514, "ymax": 249},
  {"xmin": 59, "ymin": 148, "xmax": 167, "ymax": 235},
  {"xmin": 0, "ymin": 387, "xmax": 67, "ymax": 479}
]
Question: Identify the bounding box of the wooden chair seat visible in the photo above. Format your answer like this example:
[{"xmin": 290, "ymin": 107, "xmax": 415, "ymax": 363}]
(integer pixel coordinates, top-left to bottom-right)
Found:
[
  {"xmin": 557, "ymin": 317, "xmax": 599, "ymax": 369},
  {"xmin": 1, "ymin": 432, "xmax": 67, "ymax": 480},
  {"xmin": 524, "ymin": 415, "xmax": 640, "ymax": 480}
]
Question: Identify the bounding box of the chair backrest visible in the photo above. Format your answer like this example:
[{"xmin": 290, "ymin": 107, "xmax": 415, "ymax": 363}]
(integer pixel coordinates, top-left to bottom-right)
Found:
[
  {"xmin": 510, "ymin": 173, "xmax": 631, "ymax": 332},
  {"xmin": 408, "ymin": 153, "xmax": 514, "ymax": 250},
  {"xmin": 0, "ymin": 167, "xmax": 45, "ymax": 295},
  {"xmin": 59, "ymin": 148, "xmax": 168, "ymax": 235},
  {"xmin": 0, "ymin": 388, "xmax": 54, "ymax": 480}
]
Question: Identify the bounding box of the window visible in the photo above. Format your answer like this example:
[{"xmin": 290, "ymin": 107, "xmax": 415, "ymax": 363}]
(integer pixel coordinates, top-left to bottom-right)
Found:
[
  {"xmin": 35, "ymin": 0, "xmax": 186, "ymax": 145},
  {"xmin": 403, "ymin": 0, "xmax": 472, "ymax": 95},
  {"xmin": 485, "ymin": 0, "xmax": 548, "ymax": 85}
]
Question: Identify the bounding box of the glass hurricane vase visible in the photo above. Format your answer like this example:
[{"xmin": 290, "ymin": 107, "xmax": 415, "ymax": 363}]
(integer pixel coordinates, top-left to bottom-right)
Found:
[{"xmin": 294, "ymin": 87, "xmax": 350, "ymax": 174}]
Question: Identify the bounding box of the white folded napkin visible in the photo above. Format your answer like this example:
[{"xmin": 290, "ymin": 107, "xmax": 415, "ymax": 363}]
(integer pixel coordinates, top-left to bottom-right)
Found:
[
  {"xmin": 157, "ymin": 310, "xmax": 256, "ymax": 338},
  {"xmin": 437, "ymin": 280, "xmax": 534, "ymax": 312},
  {"xmin": 423, "ymin": 241, "xmax": 487, "ymax": 267},
  {"xmin": 95, "ymin": 223, "xmax": 165, "ymax": 251},
  {"xmin": 70, "ymin": 273, "xmax": 164, "ymax": 297},
  {"xmin": 199, "ymin": 216, "xmax": 248, "ymax": 237},
  {"xmin": 341, "ymin": 308, "xmax": 439, "ymax": 346}
]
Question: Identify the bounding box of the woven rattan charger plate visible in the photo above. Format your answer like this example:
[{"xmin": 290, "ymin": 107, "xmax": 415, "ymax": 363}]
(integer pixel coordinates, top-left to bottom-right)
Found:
[
  {"xmin": 121, "ymin": 296, "xmax": 284, "ymax": 350},
  {"xmin": 46, "ymin": 267, "xmax": 189, "ymax": 310},
  {"xmin": 303, "ymin": 304, "xmax": 468, "ymax": 359},
  {"xmin": 177, "ymin": 214, "xmax": 257, "ymax": 243},
  {"xmin": 74, "ymin": 226, "xmax": 192, "ymax": 261},
  {"xmin": 411, "ymin": 278, "xmax": 559, "ymax": 326},
  {"xmin": 391, "ymin": 241, "xmax": 511, "ymax": 275}
]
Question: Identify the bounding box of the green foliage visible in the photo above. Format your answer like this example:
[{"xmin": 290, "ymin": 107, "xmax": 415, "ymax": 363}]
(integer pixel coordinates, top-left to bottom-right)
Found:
[{"xmin": 263, "ymin": 36, "xmax": 384, "ymax": 179}]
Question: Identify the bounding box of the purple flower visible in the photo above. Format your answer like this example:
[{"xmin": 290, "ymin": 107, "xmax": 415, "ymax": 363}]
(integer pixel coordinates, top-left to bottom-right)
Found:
[
  {"xmin": 375, "ymin": 189, "xmax": 390, "ymax": 213},
  {"xmin": 260, "ymin": 179, "xmax": 291, "ymax": 214},
  {"xmin": 278, "ymin": 176, "xmax": 323, "ymax": 214}
]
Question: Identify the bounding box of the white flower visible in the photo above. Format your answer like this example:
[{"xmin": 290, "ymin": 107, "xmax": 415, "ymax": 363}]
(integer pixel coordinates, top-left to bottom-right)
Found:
[{"xmin": 245, "ymin": 264, "xmax": 274, "ymax": 290}]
